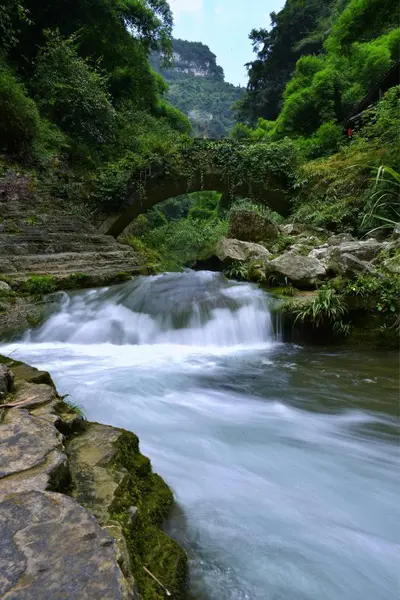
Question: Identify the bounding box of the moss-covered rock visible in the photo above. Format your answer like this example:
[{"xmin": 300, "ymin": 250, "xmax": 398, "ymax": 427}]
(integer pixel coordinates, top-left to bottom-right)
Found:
[
  {"xmin": 67, "ymin": 425, "xmax": 188, "ymax": 600},
  {"xmin": 228, "ymin": 210, "xmax": 279, "ymax": 244}
]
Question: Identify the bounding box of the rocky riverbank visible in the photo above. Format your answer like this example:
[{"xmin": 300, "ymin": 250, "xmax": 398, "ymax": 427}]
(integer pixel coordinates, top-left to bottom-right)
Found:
[
  {"xmin": 0, "ymin": 356, "xmax": 187, "ymax": 599},
  {"xmin": 204, "ymin": 209, "xmax": 400, "ymax": 348}
]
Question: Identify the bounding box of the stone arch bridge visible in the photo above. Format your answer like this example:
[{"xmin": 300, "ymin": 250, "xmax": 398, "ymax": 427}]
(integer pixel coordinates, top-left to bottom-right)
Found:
[{"xmin": 103, "ymin": 139, "xmax": 292, "ymax": 238}]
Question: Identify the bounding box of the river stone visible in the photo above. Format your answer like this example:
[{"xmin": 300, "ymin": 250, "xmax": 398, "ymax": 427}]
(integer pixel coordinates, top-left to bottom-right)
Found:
[
  {"xmin": 0, "ymin": 364, "xmax": 14, "ymax": 400},
  {"xmin": 216, "ymin": 237, "xmax": 271, "ymax": 266},
  {"xmin": 329, "ymin": 252, "xmax": 376, "ymax": 277},
  {"xmin": 0, "ymin": 280, "xmax": 11, "ymax": 292},
  {"xmin": 335, "ymin": 239, "xmax": 383, "ymax": 262},
  {"xmin": 266, "ymin": 251, "xmax": 326, "ymax": 288},
  {"xmin": 228, "ymin": 211, "xmax": 279, "ymax": 243},
  {"xmin": 0, "ymin": 490, "xmax": 136, "ymax": 600}
]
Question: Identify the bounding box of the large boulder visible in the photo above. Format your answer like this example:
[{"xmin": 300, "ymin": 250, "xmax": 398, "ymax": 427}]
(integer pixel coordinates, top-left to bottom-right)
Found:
[
  {"xmin": 266, "ymin": 251, "xmax": 326, "ymax": 289},
  {"xmin": 308, "ymin": 238, "xmax": 385, "ymax": 271},
  {"xmin": 216, "ymin": 238, "xmax": 271, "ymax": 266},
  {"xmin": 334, "ymin": 239, "xmax": 383, "ymax": 262},
  {"xmin": 0, "ymin": 490, "xmax": 136, "ymax": 600},
  {"xmin": 329, "ymin": 252, "xmax": 376, "ymax": 277},
  {"xmin": 228, "ymin": 210, "xmax": 279, "ymax": 243}
]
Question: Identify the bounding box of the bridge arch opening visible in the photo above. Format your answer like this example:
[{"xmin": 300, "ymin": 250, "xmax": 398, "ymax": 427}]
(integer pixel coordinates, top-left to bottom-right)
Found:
[{"xmin": 105, "ymin": 172, "xmax": 289, "ymax": 238}]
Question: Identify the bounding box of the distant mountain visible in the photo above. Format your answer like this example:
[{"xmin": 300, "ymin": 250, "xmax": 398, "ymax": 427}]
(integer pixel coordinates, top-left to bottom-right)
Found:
[{"xmin": 152, "ymin": 39, "xmax": 244, "ymax": 138}]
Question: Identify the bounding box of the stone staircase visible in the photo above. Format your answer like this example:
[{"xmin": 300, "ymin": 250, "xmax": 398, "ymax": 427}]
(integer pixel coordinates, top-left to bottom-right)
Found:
[{"xmin": 0, "ymin": 175, "xmax": 144, "ymax": 283}]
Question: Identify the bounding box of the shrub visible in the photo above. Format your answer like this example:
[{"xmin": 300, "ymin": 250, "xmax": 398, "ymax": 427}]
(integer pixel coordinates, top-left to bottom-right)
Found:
[
  {"xmin": 343, "ymin": 273, "xmax": 400, "ymax": 315},
  {"xmin": 291, "ymin": 287, "xmax": 349, "ymax": 333},
  {"xmin": 0, "ymin": 65, "xmax": 40, "ymax": 155},
  {"xmin": 361, "ymin": 165, "xmax": 400, "ymax": 234},
  {"xmin": 229, "ymin": 198, "xmax": 285, "ymax": 224},
  {"xmin": 34, "ymin": 31, "xmax": 116, "ymax": 148}
]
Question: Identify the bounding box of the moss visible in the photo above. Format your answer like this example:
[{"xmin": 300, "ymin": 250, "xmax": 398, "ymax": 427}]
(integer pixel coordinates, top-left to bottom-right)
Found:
[
  {"xmin": 20, "ymin": 275, "xmax": 57, "ymax": 296},
  {"xmin": 268, "ymin": 286, "xmax": 298, "ymax": 297},
  {"xmin": 62, "ymin": 273, "xmax": 91, "ymax": 290},
  {"xmin": 26, "ymin": 310, "xmax": 45, "ymax": 328},
  {"xmin": 5, "ymin": 359, "xmax": 56, "ymax": 387},
  {"xmin": 110, "ymin": 431, "xmax": 187, "ymax": 600}
]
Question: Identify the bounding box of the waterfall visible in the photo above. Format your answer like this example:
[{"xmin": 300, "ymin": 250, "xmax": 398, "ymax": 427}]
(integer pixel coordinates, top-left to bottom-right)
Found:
[{"xmin": 28, "ymin": 271, "xmax": 275, "ymax": 348}]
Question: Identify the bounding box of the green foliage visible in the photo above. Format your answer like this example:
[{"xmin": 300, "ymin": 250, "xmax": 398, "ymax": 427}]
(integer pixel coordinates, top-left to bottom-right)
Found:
[
  {"xmin": 290, "ymin": 87, "xmax": 400, "ymax": 235},
  {"xmin": 237, "ymin": 0, "xmax": 336, "ymax": 123},
  {"xmin": 290, "ymin": 287, "xmax": 349, "ymax": 333},
  {"xmin": 239, "ymin": 0, "xmax": 399, "ymax": 138},
  {"xmin": 361, "ymin": 165, "xmax": 400, "ymax": 234},
  {"xmin": 344, "ymin": 273, "xmax": 400, "ymax": 315},
  {"xmin": 34, "ymin": 31, "xmax": 116, "ymax": 148},
  {"xmin": 22, "ymin": 275, "xmax": 57, "ymax": 296},
  {"xmin": 229, "ymin": 198, "xmax": 284, "ymax": 223},
  {"xmin": 224, "ymin": 262, "xmax": 249, "ymax": 281},
  {"xmin": 0, "ymin": 64, "xmax": 40, "ymax": 155},
  {"xmin": 270, "ymin": 235, "xmax": 293, "ymax": 254},
  {"xmin": 61, "ymin": 396, "xmax": 87, "ymax": 419},
  {"xmin": 270, "ymin": 285, "xmax": 297, "ymax": 297},
  {"xmin": 129, "ymin": 192, "xmax": 228, "ymax": 270}
]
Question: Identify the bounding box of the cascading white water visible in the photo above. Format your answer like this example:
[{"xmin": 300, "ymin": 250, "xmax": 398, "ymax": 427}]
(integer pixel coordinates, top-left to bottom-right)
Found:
[
  {"xmin": 2, "ymin": 270, "xmax": 399, "ymax": 600},
  {"xmin": 28, "ymin": 271, "xmax": 275, "ymax": 348}
]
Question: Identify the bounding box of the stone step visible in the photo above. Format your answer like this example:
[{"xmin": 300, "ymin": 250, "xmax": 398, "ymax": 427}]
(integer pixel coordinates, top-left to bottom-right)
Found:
[
  {"xmin": 0, "ymin": 249, "xmax": 141, "ymax": 275},
  {"xmin": 0, "ymin": 213, "xmax": 98, "ymax": 235},
  {"xmin": 0, "ymin": 233, "xmax": 117, "ymax": 256}
]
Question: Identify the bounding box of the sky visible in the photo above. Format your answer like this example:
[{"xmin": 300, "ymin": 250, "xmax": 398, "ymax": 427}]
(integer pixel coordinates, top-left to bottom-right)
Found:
[{"xmin": 169, "ymin": 0, "xmax": 285, "ymax": 86}]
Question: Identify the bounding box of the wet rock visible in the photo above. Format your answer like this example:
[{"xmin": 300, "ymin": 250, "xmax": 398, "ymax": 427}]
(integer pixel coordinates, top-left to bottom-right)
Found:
[
  {"xmin": 392, "ymin": 223, "xmax": 400, "ymax": 240},
  {"xmin": 0, "ymin": 356, "xmax": 187, "ymax": 600},
  {"xmin": 0, "ymin": 364, "xmax": 13, "ymax": 400},
  {"xmin": 0, "ymin": 408, "xmax": 68, "ymax": 499},
  {"xmin": 228, "ymin": 211, "xmax": 279, "ymax": 243},
  {"xmin": 67, "ymin": 424, "xmax": 187, "ymax": 600},
  {"xmin": 0, "ymin": 490, "xmax": 136, "ymax": 599},
  {"xmin": 266, "ymin": 251, "xmax": 326, "ymax": 289},
  {"xmin": 67, "ymin": 422, "xmax": 124, "ymax": 524},
  {"xmin": 216, "ymin": 238, "xmax": 271, "ymax": 266}
]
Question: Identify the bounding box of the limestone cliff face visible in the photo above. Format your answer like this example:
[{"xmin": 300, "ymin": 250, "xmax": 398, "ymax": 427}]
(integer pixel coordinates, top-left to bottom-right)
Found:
[
  {"xmin": 151, "ymin": 39, "xmax": 243, "ymax": 138},
  {"xmin": 0, "ymin": 356, "xmax": 187, "ymax": 600}
]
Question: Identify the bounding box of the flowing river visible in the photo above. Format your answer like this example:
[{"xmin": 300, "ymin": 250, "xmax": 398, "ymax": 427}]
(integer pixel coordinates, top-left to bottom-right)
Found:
[{"xmin": 1, "ymin": 271, "xmax": 398, "ymax": 600}]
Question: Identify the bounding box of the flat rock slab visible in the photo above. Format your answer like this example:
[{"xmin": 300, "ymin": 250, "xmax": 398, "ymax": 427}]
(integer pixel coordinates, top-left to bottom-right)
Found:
[
  {"xmin": 0, "ymin": 409, "xmax": 68, "ymax": 499},
  {"xmin": 0, "ymin": 409, "xmax": 63, "ymax": 479},
  {"xmin": 0, "ymin": 490, "xmax": 135, "ymax": 599},
  {"xmin": 67, "ymin": 422, "xmax": 124, "ymax": 524}
]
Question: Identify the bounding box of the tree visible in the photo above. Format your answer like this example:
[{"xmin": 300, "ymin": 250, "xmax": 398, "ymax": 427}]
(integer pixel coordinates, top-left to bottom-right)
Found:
[{"xmin": 34, "ymin": 32, "xmax": 116, "ymax": 147}]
